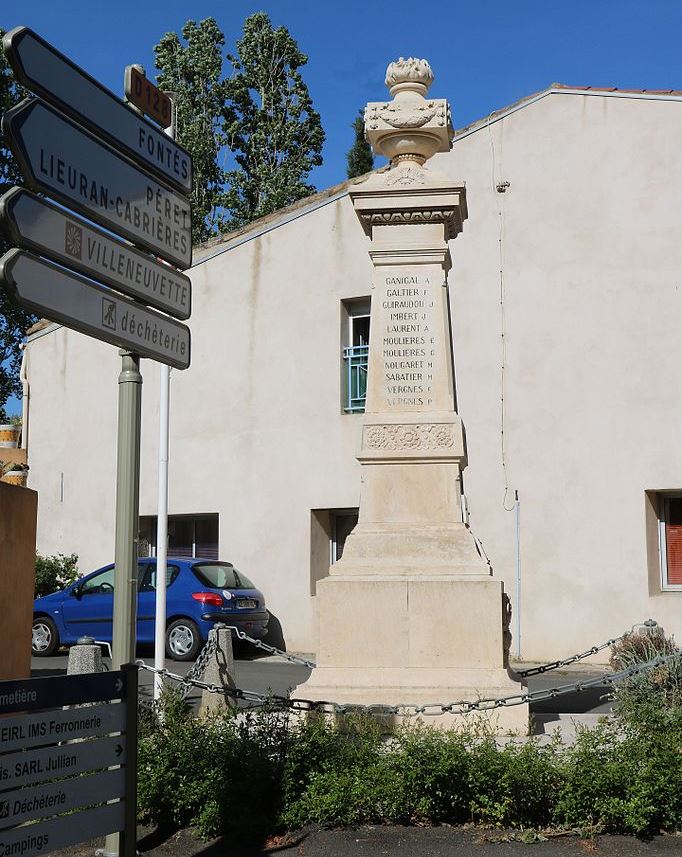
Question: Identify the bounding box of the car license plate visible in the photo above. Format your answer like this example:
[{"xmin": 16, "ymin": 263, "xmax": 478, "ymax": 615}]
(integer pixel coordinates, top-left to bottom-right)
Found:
[{"xmin": 236, "ymin": 599, "xmax": 257, "ymax": 609}]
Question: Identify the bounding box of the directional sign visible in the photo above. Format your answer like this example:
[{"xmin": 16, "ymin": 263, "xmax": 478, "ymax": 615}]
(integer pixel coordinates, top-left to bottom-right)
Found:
[
  {"xmin": 3, "ymin": 98, "xmax": 192, "ymax": 270},
  {"xmin": 3, "ymin": 27, "xmax": 191, "ymax": 194},
  {"xmin": 0, "ymin": 703, "xmax": 126, "ymax": 753},
  {"xmin": 0, "ymin": 735, "xmax": 126, "ymax": 790},
  {"xmin": 0, "ymin": 803, "xmax": 124, "ymax": 857},
  {"xmin": 0, "ymin": 250, "xmax": 191, "ymax": 369},
  {"xmin": 125, "ymin": 66, "xmax": 172, "ymax": 128},
  {"xmin": 0, "ymin": 670, "xmax": 126, "ymax": 715},
  {"xmin": 0, "ymin": 768, "xmax": 124, "ymax": 829},
  {"xmin": 0, "ymin": 188, "xmax": 192, "ymax": 320}
]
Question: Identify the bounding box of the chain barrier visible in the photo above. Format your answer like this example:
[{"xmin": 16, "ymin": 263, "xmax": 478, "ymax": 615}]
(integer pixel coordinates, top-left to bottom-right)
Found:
[
  {"xmin": 135, "ymin": 642, "xmax": 682, "ymax": 718},
  {"xmin": 218, "ymin": 619, "xmax": 661, "ymax": 680},
  {"xmin": 515, "ymin": 619, "xmax": 660, "ymax": 678},
  {"xmin": 224, "ymin": 626, "xmax": 316, "ymax": 669}
]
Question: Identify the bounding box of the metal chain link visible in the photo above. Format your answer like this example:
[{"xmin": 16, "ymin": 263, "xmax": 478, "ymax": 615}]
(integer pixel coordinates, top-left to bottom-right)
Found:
[
  {"xmin": 224, "ymin": 626, "xmax": 316, "ymax": 669},
  {"xmin": 136, "ymin": 641, "xmax": 682, "ymax": 717},
  {"xmin": 516, "ymin": 619, "xmax": 660, "ymax": 678}
]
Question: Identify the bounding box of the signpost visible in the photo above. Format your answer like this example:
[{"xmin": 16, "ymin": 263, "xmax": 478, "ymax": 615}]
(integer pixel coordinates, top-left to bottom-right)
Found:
[
  {"xmin": 0, "ymin": 250, "xmax": 191, "ymax": 369},
  {"xmin": 0, "ymin": 188, "xmax": 191, "ymax": 319},
  {"xmin": 2, "ymin": 98, "xmax": 192, "ymax": 269},
  {"xmin": 2, "ymin": 27, "xmax": 191, "ymax": 193},
  {"xmin": 0, "ymin": 667, "xmax": 138, "ymax": 857},
  {"xmin": 0, "ymin": 38, "xmax": 193, "ymax": 856}
]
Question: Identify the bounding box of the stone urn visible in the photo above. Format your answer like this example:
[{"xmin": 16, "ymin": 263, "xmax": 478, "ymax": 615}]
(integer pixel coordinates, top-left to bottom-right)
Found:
[
  {"xmin": 0, "ymin": 424, "xmax": 21, "ymax": 448},
  {"xmin": 1, "ymin": 466, "xmax": 28, "ymax": 487}
]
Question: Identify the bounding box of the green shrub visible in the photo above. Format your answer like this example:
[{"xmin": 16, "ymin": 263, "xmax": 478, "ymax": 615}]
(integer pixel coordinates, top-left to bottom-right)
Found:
[
  {"xmin": 137, "ymin": 688, "xmax": 682, "ymax": 839},
  {"xmin": 34, "ymin": 553, "xmax": 79, "ymax": 597},
  {"xmin": 609, "ymin": 627, "xmax": 682, "ymax": 723},
  {"xmin": 137, "ymin": 692, "xmax": 288, "ymax": 839}
]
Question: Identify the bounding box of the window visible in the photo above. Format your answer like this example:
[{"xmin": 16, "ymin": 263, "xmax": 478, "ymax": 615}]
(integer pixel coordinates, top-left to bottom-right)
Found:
[
  {"xmin": 659, "ymin": 496, "xmax": 682, "ymax": 589},
  {"xmin": 342, "ymin": 299, "xmax": 370, "ymax": 413},
  {"xmin": 310, "ymin": 508, "xmax": 359, "ymax": 594},
  {"xmin": 138, "ymin": 513, "xmax": 219, "ymax": 560},
  {"xmin": 80, "ymin": 566, "xmax": 115, "ymax": 595},
  {"xmin": 192, "ymin": 562, "xmax": 255, "ymax": 590},
  {"xmin": 138, "ymin": 562, "xmax": 181, "ymax": 592}
]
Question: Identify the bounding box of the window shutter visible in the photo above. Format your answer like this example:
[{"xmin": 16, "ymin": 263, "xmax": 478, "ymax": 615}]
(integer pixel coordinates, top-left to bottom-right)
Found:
[{"xmin": 665, "ymin": 499, "xmax": 682, "ymax": 585}]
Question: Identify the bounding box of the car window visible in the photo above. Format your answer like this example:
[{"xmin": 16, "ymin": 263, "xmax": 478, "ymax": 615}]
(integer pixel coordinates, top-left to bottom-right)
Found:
[
  {"xmin": 192, "ymin": 563, "xmax": 255, "ymax": 590},
  {"xmin": 138, "ymin": 563, "xmax": 180, "ymax": 592},
  {"xmin": 80, "ymin": 566, "xmax": 115, "ymax": 595}
]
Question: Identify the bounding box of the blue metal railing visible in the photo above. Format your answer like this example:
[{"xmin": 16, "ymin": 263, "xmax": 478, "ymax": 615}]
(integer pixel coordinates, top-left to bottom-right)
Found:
[{"xmin": 343, "ymin": 344, "xmax": 369, "ymax": 412}]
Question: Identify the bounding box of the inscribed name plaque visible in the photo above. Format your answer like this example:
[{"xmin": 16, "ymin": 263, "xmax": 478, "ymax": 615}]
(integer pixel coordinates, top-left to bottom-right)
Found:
[{"xmin": 370, "ymin": 268, "xmax": 454, "ymax": 414}]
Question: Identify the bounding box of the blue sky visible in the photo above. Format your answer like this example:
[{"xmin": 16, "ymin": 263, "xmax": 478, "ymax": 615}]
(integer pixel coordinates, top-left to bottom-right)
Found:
[
  {"xmin": 3, "ymin": 0, "xmax": 682, "ymax": 414},
  {"xmin": 4, "ymin": 0, "xmax": 682, "ymax": 192}
]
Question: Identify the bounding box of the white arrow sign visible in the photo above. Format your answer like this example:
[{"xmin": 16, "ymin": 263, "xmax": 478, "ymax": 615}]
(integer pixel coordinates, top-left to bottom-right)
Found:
[
  {"xmin": 0, "ymin": 250, "xmax": 191, "ymax": 369},
  {"xmin": 2, "ymin": 26, "xmax": 191, "ymax": 194},
  {"xmin": 0, "ymin": 188, "xmax": 191, "ymax": 319},
  {"xmin": 3, "ymin": 98, "xmax": 192, "ymax": 269}
]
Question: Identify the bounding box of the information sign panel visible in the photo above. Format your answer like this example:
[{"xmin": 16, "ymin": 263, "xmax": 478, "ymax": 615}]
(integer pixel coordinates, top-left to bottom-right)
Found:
[
  {"xmin": 0, "ymin": 188, "xmax": 192, "ymax": 320},
  {"xmin": 0, "ymin": 702, "xmax": 126, "ymax": 753},
  {"xmin": 125, "ymin": 66, "xmax": 172, "ymax": 128},
  {"xmin": 0, "ymin": 768, "xmax": 125, "ymax": 829},
  {"xmin": 0, "ymin": 670, "xmax": 125, "ymax": 716},
  {"xmin": 3, "ymin": 98, "xmax": 192, "ymax": 270},
  {"xmin": 0, "ymin": 803, "xmax": 124, "ymax": 857},
  {"xmin": 0, "ymin": 250, "xmax": 191, "ymax": 370},
  {"xmin": 0, "ymin": 667, "xmax": 137, "ymax": 857},
  {"xmin": 3, "ymin": 27, "xmax": 191, "ymax": 193},
  {"xmin": 0, "ymin": 735, "xmax": 126, "ymax": 790}
]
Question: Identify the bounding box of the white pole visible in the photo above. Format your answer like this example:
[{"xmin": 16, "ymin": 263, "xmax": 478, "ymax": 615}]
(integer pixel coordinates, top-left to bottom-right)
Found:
[{"xmin": 153, "ymin": 92, "xmax": 176, "ymax": 701}]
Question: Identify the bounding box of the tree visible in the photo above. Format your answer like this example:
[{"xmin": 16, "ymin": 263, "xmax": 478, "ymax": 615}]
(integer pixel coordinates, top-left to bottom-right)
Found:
[
  {"xmin": 346, "ymin": 110, "xmax": 374, "ymax": 179},
  {"xmin": 223, "ymin": 12, "xmax": 324, "ymax": 230},
  {"xmin": 0, "ymin": 29, "xmax": 35, "ymax": 420},
  {"xmin": 154, "ymin": 18, "xmax": 230, "ymax": 245}
]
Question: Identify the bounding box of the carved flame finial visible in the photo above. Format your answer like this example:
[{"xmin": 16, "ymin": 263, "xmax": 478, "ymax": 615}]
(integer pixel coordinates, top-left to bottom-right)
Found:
[
  {"xmin": 364, "ymin": 57, "xmax": 453, "ymax": 167},
  {"xmin": 385, "ymin": 57, "xmax": 434, "ymax": 98}
]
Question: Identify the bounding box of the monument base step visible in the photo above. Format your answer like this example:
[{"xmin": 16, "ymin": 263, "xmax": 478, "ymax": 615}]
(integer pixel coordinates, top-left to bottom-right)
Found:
[{"xmin": 295, "ymin": 666, "xmax": 528, "ymax": 735}]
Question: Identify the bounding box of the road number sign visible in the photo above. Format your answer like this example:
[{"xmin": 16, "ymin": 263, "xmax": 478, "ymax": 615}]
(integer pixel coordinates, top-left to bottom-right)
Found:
[
  {"xmin": 125, "ymin": 66, "xmax": 172, "ymax": 128},
  {"xmin": 3, "ymin": 98, "xmax": 191, "ymax": 269},
  {"xmin": 0, "ymin": 188, "xmax": 192, "ymax": 320},
  {"xmin": 2, "ymin": 27, "xmax": 191, "ymax": 194},
  {"xmin": 0, "ymin": 250, "xmax": 191, "ymax": 369}
]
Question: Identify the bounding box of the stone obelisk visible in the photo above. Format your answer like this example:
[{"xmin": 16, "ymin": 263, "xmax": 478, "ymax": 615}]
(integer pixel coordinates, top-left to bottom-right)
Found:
[{"xmin": 297, "ymin": 58, "xmax": 527, "ymax": 732}]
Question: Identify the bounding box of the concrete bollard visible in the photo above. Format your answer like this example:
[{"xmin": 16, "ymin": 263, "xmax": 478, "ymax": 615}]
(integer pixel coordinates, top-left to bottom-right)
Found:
[
  {"xmin": 199, "ymin": 624, "xmax": 237, "ymax": 716},
  {"xmin": 67, "ymin": 635, "xmax": 104, "ymax": 675}
]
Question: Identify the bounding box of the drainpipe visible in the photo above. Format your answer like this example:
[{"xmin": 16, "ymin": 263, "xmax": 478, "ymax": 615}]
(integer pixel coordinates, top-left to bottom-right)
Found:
[
  {"xmin": 514, "ymin": 490, "xmax": 521, "ymax": 659},
  {"xmin": 19, "ymin": 343, "xmax": 29, "ymax": 452}
]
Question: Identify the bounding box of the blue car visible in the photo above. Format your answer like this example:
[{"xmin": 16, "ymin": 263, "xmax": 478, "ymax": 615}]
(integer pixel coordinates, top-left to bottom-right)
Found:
[{"xmin": 31, "ymin": 557, "xmax": 269, "ymax": 660}]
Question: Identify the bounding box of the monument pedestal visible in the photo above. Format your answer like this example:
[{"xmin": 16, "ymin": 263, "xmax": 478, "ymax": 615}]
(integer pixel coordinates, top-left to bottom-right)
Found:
[{"xmin": 296, "ymin": 58, "xmax": 527, "ymax": 733}]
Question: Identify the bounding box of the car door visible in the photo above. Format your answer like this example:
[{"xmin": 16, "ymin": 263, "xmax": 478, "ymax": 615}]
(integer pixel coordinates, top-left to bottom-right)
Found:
[
  {"xmin": 136, "ymin": 561, "xmax": 181, "ymax": 643},
  {"xmin": 61, "ymin": 565, "xmax": 115, "ymax": 642}
]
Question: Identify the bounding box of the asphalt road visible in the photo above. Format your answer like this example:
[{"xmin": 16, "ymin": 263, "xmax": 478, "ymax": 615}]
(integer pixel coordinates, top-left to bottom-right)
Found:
[
  {"xmin": 48, "ymin": 823, "xmax": 682, "ymax": 857},
  {"xmin": 31, "ymin": 645, "xmax": 311, "ymax": 708}
]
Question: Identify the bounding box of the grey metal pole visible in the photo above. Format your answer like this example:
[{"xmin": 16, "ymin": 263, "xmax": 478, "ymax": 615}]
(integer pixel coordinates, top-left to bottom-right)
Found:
[
  {"xmin": 112, "ymin": 351, "xmax": 142, "ymax": 669},
  {"xmin": 99, "ymin": 68, "xmax": 146, "ymax": 857}
]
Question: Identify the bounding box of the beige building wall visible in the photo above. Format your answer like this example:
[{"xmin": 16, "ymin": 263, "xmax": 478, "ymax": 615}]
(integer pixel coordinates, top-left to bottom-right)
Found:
[{"xmin": 24, "ymin": 89, "xmax": 682, "ymax": 657}]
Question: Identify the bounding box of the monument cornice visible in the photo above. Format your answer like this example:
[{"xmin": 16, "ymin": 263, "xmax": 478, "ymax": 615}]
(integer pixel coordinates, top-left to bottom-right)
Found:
[{"xmin": 367, "ymin": 246, "xmax": 451, "ymax": 269}]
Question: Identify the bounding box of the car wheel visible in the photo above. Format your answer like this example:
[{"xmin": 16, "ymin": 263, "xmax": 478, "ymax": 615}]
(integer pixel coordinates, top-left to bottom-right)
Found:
[
  {"xmin": 32, "ymin": 617, "xmax": 59, "ymax": 657},
  {"xmin": 165, "ymin": 618, "xmax": 201, "ymax": 661}
]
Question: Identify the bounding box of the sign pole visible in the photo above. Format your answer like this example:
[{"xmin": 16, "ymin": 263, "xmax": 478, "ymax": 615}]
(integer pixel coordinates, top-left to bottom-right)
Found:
[
  {"xmin": 154, "ymin": 90, "xmax": 176, "ymax": 701},
  {"xmin": 102, "ymin": 72, "xmax": 145, "ymax": 857}
]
